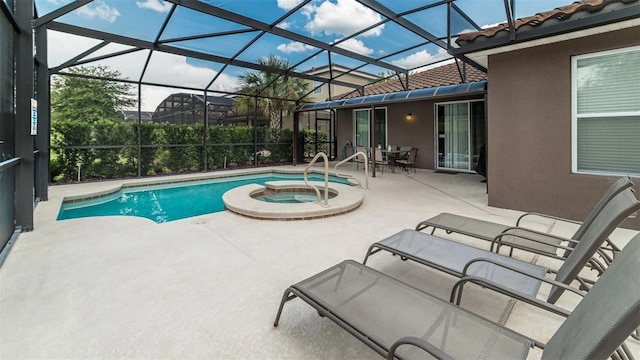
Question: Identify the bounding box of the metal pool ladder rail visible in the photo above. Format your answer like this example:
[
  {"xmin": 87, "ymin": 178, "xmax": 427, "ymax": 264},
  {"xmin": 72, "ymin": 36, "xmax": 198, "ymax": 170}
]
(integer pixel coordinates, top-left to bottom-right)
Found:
[
  {"xmin": 303, "ymin": 152, "xmax": 331, "ymax": 207},
  {"xmin": 334, "ymin": 151, "xmax": 369, "ymax": 190}
]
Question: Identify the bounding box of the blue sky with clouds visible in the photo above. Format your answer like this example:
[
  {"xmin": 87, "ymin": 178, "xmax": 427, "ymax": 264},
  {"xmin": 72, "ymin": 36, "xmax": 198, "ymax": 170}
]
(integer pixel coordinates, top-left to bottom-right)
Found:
[{"xmin": 36, "ymin": 0, "xmax": 572, "ymax": 109}]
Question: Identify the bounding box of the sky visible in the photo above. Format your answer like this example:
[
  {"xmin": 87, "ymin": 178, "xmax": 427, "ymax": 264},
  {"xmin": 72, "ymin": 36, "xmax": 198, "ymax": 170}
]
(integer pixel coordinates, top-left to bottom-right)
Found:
[{"xmin": 35, "ymin": 0, "xmax": 573, "ymax": 110}]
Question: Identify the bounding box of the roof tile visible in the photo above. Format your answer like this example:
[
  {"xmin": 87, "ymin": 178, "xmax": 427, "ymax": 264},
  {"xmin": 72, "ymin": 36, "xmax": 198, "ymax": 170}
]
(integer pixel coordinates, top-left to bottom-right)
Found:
[{"xmin": 456, "ymin": 0, "xmax": 638, "ymax": 45}]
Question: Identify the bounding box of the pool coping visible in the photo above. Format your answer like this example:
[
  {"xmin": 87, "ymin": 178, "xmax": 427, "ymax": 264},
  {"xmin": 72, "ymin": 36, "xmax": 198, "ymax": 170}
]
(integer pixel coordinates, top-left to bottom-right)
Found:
[
  {"xmin": 59, "ymin": 168, "xmax": 343, "ymax": 204},
  {"xmin": 222, "ymin": 181, "xmax": 364, "ymax": 220}
]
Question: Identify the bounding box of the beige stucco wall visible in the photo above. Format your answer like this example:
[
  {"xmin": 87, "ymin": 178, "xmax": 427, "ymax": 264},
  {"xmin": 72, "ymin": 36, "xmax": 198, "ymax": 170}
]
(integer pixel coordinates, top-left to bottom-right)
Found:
[
  {"xmin": 486, "ymin": 27, "xmax": 640, "ymax": 229},
  {"xmin": 306, "ymin": 71, "xmax": 376, "ymax": 103},
  {"xmin": 335, "ymin": 93, "xmax": 485, "ymax": 170}
]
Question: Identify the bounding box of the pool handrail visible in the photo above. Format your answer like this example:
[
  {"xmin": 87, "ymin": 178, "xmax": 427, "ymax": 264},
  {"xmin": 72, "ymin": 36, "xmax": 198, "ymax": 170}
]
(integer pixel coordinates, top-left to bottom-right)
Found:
[
  {"xmin": 303, "ymin": 152, "xmax": 330, "ymax": 207},
  {"xmin": 334, "ymin": 152, "xmax": 369, "ymax": 190}
]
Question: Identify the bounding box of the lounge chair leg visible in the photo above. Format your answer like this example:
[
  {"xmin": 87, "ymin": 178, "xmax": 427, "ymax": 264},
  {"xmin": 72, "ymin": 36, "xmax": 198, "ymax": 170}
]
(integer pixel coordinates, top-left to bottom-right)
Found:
[
  {"xmin": 274, "ymin": 289, "xmax": 297, "ymax": 327},
  {"xmin": 362, "ymin": 246, "xmax": 382, "ymax": 264}
]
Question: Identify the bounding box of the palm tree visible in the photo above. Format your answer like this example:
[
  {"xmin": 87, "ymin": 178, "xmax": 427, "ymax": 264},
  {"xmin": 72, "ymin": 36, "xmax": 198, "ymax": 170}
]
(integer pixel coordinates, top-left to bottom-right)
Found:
[{"xmin": 236, "ymin": 55, "xmax": 308, "ymax": 128}]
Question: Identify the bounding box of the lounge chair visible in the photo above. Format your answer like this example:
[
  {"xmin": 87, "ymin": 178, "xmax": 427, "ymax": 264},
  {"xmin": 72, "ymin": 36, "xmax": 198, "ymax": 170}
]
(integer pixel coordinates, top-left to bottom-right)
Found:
[
  {"xmin": 274, "ymin": 233, "xmax": 640, "ymax": 359},
  {"xmin": 364, "ymin": 187, "xmax": 639, "ymax": 307},
  {"xmin": 415, "ymin": 176, "xmax": 634, "ymax": 265}
]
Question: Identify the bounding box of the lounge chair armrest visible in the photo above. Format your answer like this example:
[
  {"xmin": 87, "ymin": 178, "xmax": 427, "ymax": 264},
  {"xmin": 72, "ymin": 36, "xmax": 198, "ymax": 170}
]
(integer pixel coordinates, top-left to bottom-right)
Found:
[
  {"xmin": 499, "ymin": 226, "xmax": 574, "ymax": 243},
  {"xmin": 461, "ymin": 257, "xmax": 585, "ymax": 298},
  {"xmin": 387, "ymin": 336, "xmax": 455, "ymax": 360},
  {"xmin": 450, "ymin": 275, "xmax": 573, "ymax": 318},
  {"xmin": 516, "ymin": 212, "xmax": 582, "ymax": 226},
  {"xmin": 490, "ymin": 229, "xmax": 576, "ymax": 255},
  {"xmin": 454, "ymin": 257, "xmax": 585, "ymax": 316}
]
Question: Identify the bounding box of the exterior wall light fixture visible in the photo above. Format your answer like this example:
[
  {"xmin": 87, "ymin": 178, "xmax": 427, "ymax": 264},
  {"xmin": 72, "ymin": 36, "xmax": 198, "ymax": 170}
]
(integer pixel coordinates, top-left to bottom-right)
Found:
[{"xmin": 406, "ymin": 113, "xmax": 413, "ymax": 121}]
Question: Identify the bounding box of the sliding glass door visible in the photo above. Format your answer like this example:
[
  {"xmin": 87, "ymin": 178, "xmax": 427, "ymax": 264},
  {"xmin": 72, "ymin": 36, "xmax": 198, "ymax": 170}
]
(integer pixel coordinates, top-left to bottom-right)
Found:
[
  {"xmin": 354, "ymin": 108, "xmax": 387, "ymax": 148},
  {"xmin": 436, "ymin": 101, "xmax": 485, "ymax": 172}
]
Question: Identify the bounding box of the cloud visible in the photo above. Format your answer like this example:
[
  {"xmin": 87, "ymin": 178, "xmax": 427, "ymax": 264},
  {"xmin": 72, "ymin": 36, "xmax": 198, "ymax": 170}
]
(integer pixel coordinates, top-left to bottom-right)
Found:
[
  {"xmin": 46, "ymin": 0, "xmax": 73, "ymax": 5},
  {"xmin": 276, "ymin": 21, "xmax": 291, "ymax": 30},
  {"xmin": 334, "ymin": 38, "xmax": 373, "ymax": 56},
  {"xmin": 304, "ymin": 0, "xmax": 384, "ymax": 37},
  {"xmin": 481, "ymin": 22, "xmax": 503, "ymax": 29},
  {"xmin": 137, "ymin": 54, "xmax": 240, "ymax": 109},
  {"xmin": 141, "ymin": 53, "xmax": 239, "ymax": 109},
  {"xmin": 77, "ymin": 0, "xmax": 120, "ymax": 23},
  {"xmin": 136, "ymin": 0, "xmax": 172, "ymax": 13},
  {"xmin": 391, "ymin": 48, "xmax": 450, "ymax": 69},
  {"xmin": 277, "ymin": 0, "xmax": 303, "ymax": 11},
  {"xmin": 277, "ymin": 41, "xmax": 315, "ymax": 53},
  {"xmin": 47, "ymin": 31, "xmax": 239, "ymax": 111}
]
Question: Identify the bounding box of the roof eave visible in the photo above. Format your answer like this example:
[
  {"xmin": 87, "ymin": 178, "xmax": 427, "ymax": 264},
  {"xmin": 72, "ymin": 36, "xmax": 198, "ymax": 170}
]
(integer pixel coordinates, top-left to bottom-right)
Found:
[{"xmin": 449, "ymin": 4, "xmax": 640, "ymax": 67}]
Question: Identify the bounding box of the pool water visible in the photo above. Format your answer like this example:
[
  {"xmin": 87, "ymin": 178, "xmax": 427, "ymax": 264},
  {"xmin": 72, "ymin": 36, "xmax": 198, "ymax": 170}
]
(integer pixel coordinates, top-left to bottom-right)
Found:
[
  {"xmin": 254, "ymin": 191, "xmax": 336, "ymax": 204},
  {"xmin": 58, "ymin": 173, "xmax": 348, "ymax": 223}
]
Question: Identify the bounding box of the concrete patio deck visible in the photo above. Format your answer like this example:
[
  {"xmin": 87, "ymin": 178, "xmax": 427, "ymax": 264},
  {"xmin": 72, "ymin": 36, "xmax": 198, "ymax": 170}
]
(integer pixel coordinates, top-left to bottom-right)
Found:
[{"xmin": 1, "ymin": 165, "xmax": 638, "ymax": 359}]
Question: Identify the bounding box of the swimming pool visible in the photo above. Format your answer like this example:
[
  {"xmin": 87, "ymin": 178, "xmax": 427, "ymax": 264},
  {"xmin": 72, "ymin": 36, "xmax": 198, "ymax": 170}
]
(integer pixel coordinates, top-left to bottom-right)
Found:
[{"xmin": 57, "ymin": 172, "xmax": 349, "ymax": 223}]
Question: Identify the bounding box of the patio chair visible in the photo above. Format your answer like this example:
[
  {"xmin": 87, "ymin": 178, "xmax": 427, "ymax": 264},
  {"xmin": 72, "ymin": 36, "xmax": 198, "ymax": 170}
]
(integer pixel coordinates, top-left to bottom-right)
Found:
[
  {"xmin": 415, "ymin": 176, "xmax": 634, "ymax": 267},
  {"xmin": 363, "ymin": 187, "xmax": 640, "ymax": 308},
  {"xmin": 396, "ymin": 147, "xmax": 418, "ymax": 173},
  {"xmin": 398, "ymin": 145, "xmax": 412, "ymax": 153},
  {"xmin": 274, "ymin": 234, "xmax": 640, "ymax": 360},
  {"xmin": 370, "ymin": 147, "xmax": 386, "ymax": 174},
  {"xmin": 354, "ymin": 146, "xmax": 368, "ymax": 171}
]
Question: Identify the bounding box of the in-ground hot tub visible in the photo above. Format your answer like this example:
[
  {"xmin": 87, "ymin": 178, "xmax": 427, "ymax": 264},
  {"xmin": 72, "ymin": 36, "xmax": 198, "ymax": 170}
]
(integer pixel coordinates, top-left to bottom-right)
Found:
[
  {"xmin": 222, "ymin": 181, "xmax": 364, "ymax": 220},
  {"xmin": 252, "ymin": 187, "xmax": 338, "ymax": 203}
]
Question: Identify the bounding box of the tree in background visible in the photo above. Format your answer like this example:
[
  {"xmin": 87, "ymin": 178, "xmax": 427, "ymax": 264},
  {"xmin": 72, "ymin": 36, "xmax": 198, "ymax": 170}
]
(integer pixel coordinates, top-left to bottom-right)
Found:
[
  {"xmin": 51, "ymin": 65, "xmax": 136, "ymax": 122},
  {"xmin": 236, "ymin": 55, "xmax": 308, "ymax": 128},
  {"xmin": 50, "ymin": 65, "xmax": 137, "ymax": 181},
  {"xmin": 374, "ymin": 70, "xmax": 401, "ymax": 84}
]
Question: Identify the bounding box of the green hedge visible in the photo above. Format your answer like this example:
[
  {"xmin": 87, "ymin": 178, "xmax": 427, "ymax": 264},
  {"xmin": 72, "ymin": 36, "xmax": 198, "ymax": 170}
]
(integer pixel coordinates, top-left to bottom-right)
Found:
[
  {"xmin": 300, "ymin": 129, "xmax": 328, "ymax": 157},
  {"xmin": 51, "ymin": 119, "xmax": 305, "ymax": 182}
]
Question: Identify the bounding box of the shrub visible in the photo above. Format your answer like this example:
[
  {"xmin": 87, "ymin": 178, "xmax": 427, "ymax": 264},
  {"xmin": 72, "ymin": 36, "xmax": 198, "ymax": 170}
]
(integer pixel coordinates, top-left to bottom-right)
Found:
[{"xmin": 51, "ymin": 120, "xmax": 296, "ymax": 182}]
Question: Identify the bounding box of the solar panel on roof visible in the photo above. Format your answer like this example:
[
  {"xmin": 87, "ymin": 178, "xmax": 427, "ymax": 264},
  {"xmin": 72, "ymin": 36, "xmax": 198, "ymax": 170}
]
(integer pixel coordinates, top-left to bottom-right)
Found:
[
  {"xmin": 361, "ymin": 94, "xmax": 387, "ymax": 104},
  {"xmin": 434, "ymin": 83, "xmax": 468, "ymax": 96},
  {"xmin": 407, "ymin": 87, "xmax": 437, "ymax": 99},
  {"xmin": 295, "ymin": 81, "xmax": 488, "ymax": 112},
  {"xmin": 344, "ymin": 97, "xmax": 366, "ymax": 105}
]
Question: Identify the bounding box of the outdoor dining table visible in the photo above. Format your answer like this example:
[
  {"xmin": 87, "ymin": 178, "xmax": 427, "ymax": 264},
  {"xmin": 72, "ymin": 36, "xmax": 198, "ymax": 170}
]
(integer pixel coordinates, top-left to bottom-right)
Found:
[{"xmin": 382, "ymin": 149, "xmax": 408, "ymax": 173}]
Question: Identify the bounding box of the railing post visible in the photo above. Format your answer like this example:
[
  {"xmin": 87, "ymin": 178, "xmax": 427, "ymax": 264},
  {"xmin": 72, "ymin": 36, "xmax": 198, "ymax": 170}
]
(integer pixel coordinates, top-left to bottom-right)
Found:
[
  {"xmin": 35, "ymin": 24, "xmax": 49, "ymax": 201},
  {"xmin": 14, "ymin": 0, "xmax": 35, "ymax": 231}
]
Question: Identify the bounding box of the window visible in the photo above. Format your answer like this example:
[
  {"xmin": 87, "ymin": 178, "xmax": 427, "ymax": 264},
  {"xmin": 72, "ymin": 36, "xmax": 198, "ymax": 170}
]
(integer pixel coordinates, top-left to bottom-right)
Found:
[
  {"xmin": 572, "ymin": 46, "xmax": 640, "ymax": 176},
  {"xmin": 312, "ymin": 80, "xmax": 323, "ymax": 95},
  {"xmin": 354, "ymin": 108, "xmax": 386, "ymax": 149}
]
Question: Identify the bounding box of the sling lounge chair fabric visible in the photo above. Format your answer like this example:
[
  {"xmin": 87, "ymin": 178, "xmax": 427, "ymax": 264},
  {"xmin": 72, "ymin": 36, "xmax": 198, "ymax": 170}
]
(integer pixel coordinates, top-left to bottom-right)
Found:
[
  {"xmin": 366, "ymin": 229, "xmax": 547, "ymax": 298},
  {"xmin": 275, "ymin": 260, "xmax": 533, "ymax": 359},
  {"xmin": 540, "ymin": 232, "xmax": 640, "ymax": 360},
  {"xmin": 415, "ymin": 176, "xmax": 634, "ymax": 258},
  {"xmin": 274, "ymin": 235, "xmax": 640, "ymax": 360},
  {"xmin": 364, "ymin": 187, "xmax": 640, "ymax": 307}
]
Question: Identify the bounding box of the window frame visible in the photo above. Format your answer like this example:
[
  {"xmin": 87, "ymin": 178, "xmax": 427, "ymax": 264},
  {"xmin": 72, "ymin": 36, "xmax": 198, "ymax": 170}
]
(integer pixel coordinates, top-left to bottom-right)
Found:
[
  {"xmin": 571, "ymin": 45, "xmax": 640, "ymax": 176},
  {"xmin": 312, "ymin": 80, "xmax": 323, "ymax": 95}
]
